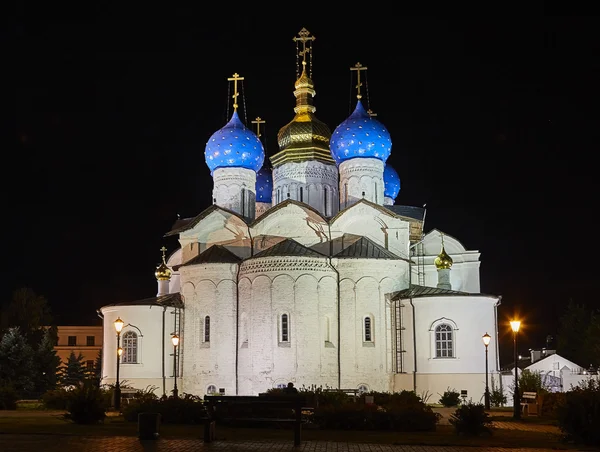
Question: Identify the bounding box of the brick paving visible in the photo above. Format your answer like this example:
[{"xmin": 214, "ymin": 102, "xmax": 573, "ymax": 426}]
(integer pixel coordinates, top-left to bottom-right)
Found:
[{"xmin": 0, "ymin": 435, "xmax": 582, "ymax": 452}]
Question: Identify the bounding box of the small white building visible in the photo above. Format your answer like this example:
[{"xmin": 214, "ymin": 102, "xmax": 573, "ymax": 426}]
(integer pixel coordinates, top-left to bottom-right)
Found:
[{"xmin": 99, "ymin": 27, "xmax": 502, "ymax": 403}]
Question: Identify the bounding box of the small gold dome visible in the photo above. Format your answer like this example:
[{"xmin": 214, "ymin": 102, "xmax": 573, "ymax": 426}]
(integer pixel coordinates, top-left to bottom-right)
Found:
[
  {"xmin": 434, "ymin": 246, "xmax": 453, "ymax": 270},
  {"xmin": 155, "ymin": 247, "xmax": 172, "ymax": 281}
]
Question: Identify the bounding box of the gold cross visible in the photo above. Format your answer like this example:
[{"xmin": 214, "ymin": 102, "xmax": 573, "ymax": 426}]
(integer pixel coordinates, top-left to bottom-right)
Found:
[
  {"xmin": 251, "ymin": 117, "xmax": 265, "ymax": 137},
  {"xmin": 160, "ymin": 246, "xmax": 167, "ymax": 258},
  {"xmin": 227, "ymin": 73, "xmax": 245, "ymax": 111},
  {"xmin": 367, "ymin": 109, "xmax": 377, "ymax": 117},
  {"xmin": 350, "ymin": 62, "xmax": 368, "ymax": 99},
  {"xmin": 293, "ymin": 28, "xmax": 315, "ymax": 64}
]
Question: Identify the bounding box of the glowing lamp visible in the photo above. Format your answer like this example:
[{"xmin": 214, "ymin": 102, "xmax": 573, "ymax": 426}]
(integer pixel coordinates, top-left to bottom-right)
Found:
[
  {"xmin": 114, "ymin": 317, "xmax": 124, "ymax": 334},
  {"xmin": 171, "ymin": 334, "xmax": 180, "ymax": 347},
  {"xmin": 510, "ymin": 320, "xmax": 521, "ymax": 333},
  {"xmin": 482, "ymin": 332, "xmax": 491, "ymax": 347}
]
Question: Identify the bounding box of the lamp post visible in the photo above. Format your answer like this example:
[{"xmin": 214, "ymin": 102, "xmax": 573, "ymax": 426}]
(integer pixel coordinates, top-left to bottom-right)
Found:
[
  {"xmin": 171, "ymin": 333, "xmax": 179, "ymax": 398},
  {"xmin": 510, "ymin": 320, "xmax": 521, "ymax": 420},
  {"xmin": 114, "ymin": 317, "xmax": 124, "ymax": 411},
  {"xmin": 482, "ymin": 332, "xmax": 491, "ymax": 410}
]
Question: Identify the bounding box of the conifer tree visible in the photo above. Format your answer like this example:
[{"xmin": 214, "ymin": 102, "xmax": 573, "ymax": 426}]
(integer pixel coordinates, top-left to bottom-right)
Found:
[
  {"xmin": 0, "ymin": 327, "xmax": 35, "ymax": 396},
  {"xmin": 59, "ymin": 351, "xmax": 86, "ymax": 387},
  {"xmin": 35, "ymin": 328, "xmax": 61, "ymax": 393}
]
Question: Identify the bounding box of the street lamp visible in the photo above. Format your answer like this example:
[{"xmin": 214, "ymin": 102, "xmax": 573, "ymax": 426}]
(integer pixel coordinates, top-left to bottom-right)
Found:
[
  {"xmin": 510, "ymin": 320, "xmax": 521, "ymax": 420},
  {"xmin": 482, "ymin": 332, "xmax": 491, "ymax": 409},
  {"xmin": 114, "ymin": 317, "xmax": 124, "ymax": 411},
  {"xmin": 171, "ymin": 333, "xmax": 180, "ymax": 398}
]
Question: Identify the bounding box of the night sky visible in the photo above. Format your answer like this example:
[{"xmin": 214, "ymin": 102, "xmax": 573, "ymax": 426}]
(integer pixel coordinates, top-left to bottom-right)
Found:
[{"xmin": 10, "ymin": 9, "xmax": 598, "ymax": 364}]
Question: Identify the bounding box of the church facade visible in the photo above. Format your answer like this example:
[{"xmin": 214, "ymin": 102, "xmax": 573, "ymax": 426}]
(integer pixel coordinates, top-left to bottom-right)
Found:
[{"xmin": 99, "ymin": 28, "xmax": 500, "ymax": 403}]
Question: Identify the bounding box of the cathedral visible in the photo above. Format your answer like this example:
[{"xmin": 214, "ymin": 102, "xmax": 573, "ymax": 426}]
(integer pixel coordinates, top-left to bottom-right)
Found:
[{"xmin": 99, "ymin": 28, "xmax": 500, "ymax": 403}]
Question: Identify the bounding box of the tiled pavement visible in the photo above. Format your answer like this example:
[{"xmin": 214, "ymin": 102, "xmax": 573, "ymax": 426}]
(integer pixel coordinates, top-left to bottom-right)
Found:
[{"xmin": 0, "ymin": 435, "xmax": 583, "ymax": 452}]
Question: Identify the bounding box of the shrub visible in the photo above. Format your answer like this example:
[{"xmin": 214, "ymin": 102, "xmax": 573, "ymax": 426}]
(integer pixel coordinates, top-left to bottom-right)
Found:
[
  {"xmin": 489, "ymin": 375, "xmax": 507, "ymax": 407},
  {"xmin": 449, "ymin": 402, "xmax": 493, "ymax": 436},
  {"xmin": 557, "ymin": 378, "xmax": 600, "ymax": 447},
  {"xmin": 122, "ymin": 390, "xmax": 207, "ymax": 424},
  {"xmin": 63, "ymin": 381, "xmax": 107, "ymax": 424},
  {"xmin": 0, "ymin": 385, "xmax": 18, "ymax": 410},
  {"xmin": 42, "ymin": 388, "xmax": 70, "ymax": 410},
  {"xmin": 438, "ymin": 387, "xmax": 461, "ymax": 407},
  {"xmin": 539, "ymin": 391, "xmax": 565, "ymax": 418}
]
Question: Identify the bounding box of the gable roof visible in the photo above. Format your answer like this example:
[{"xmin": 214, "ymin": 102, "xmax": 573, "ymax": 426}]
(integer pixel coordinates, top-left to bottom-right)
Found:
[
  {"xmin": 384, "ymin": 205, "xmax": 426, "ymax": 221},
  {"xmin": 101, "ymin": 293, "xmax": 183, "ymax": 309},
  {"xmin": 391, "ymin": 284, "xmax": 498, "ymax": 300},
  {"xmin": 253, "ymin": 238, "xmax": 327, "ymax": 258},
  {"xmin": 164, "ymin": 205, "xmax": 249, "ymax": 237},
  {"xmin": 248, "ymin": 198, "xmax": 326, "ymax": 227},
  {"xmin": 174, "ymin": 245, "xmax": 241, "ymax": 270},
  {"xmin": 334, "ymin": 236, "xmax": 403, "ymax": 260}
]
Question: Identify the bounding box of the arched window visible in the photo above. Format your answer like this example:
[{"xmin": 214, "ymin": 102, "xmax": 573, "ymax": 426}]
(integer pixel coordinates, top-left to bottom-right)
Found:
[
  {"xmin": 281, "ymin": 314, "xmax": 289, "ymax": 342},
  {"xmin": 204, "ymin": 316, "xmax": 210, "ymax": 343},
  {"xmin": 300, "ymin": 186, "xmax": 304, "ymax": 202},
  {"xmin": 435, "ymin": 324, "xmax": 454, "ymax": 358},
  {"xmin": 122, "ymin": 331, "xmax": 138, "ymax": 364},
  {"xmin": 323, "ymin": 186, "xmax": 328, "ymax": 215},
  {"xmin": 364, "ymin": 316, "xmax": 373, "ymax": 342},
  {"xmin": 206, "ymin": 385, "xmax": 217, "ymax": 395}
]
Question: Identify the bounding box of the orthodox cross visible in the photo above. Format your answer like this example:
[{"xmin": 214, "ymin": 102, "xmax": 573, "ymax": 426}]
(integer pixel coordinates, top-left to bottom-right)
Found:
[
  {"xmin": 293, "ymin": 28, "xmax": 315, "ymax": 78},
  {"xmin": 351, "ymin": 62, "xmax": 368, "ymax": 100},
  {"xmin": 227, "ymin": 73, "xmax": 244, "ymax": 111},
  {"xmin": 367, "ymin": 109, "xmax": 377, "ymax": 117},
  {"xmin": 251, "ymin": 117, "xmax": 265, "ymax": 138}
]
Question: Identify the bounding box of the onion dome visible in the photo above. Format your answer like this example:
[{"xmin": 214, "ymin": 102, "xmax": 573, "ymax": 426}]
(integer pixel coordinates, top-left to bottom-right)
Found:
[
  {"xmin": 434, "ymin": 246, "xmax": 453, "ymax": 270},
  {"xmin": 270, "ymin": 63, "xmax": 334, "ymax": 167},
  {"xmin": 155, "ymin": 247, "xmax": 172, "ymax": 281},
  {"xmin": 256, "ymin": 166, "xmax": 273, "ymax": 203},
  {"xmin": 383, "ymin": 164, "xmax": 401, "ymax": 199},
  {"xmin": 330, "ymin": 100, "xmax": 392, "ymax": 165},
  {"xmin": 205, "ymin": 111, "xmax": 265, "ymax": 174}
]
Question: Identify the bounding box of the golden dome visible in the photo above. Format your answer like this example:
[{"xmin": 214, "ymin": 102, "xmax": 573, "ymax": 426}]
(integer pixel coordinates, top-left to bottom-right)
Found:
[
  {"xmin": 434, "ymin": 246, "xmax": 453, "ymax": 270},
  {"xmin": 155, "ymin": 246, "xmax": 172, "ymax": 281},
  {"xmin": 270, "ymin": 63, "xmax": 334, "ymax": 167}
]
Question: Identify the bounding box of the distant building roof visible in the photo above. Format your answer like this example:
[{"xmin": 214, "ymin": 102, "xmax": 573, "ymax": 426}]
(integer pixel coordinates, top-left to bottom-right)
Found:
[
  {"xmin": 253, "ymin": 238, "xmax": 326, "ymax": 258},
  {"xmin": 384, "ymin": 205, "xmax": 426, "ymax": 221},
  {"xmin": 334, "ymin": 236, "xmax": 404, "ymax": 260},
  {"xmin": 174, "ymin": 245, "xmax": 241, "ymax": 270},
  {"xmin": 101, "ymin": 293, "xmax": 183, "ymax": 309}
]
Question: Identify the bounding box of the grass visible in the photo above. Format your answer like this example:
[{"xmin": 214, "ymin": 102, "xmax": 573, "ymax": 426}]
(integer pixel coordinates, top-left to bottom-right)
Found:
[{"xmin": 0, "ymin": 408, "xmax": 587, "ymax": 450}]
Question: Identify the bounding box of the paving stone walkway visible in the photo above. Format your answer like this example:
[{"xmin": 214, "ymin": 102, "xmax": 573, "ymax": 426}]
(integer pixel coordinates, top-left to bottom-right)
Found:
[{"xmin": 0, "ymin": 434, "xmax": 584, "ymax": 452}]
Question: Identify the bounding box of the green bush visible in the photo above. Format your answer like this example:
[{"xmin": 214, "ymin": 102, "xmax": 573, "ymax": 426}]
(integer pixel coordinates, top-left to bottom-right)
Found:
[
  {"xmin": 42, "ymin": 388, "xmax": 70, "ymax": 410},
  {"xmin": 449, "ymin": 402, "xmax": 493, "ymax": 436},
  {"xmin": 122, "ymin": 391, "xmax": 207, "ymax": 424},
  {"xmin": 539, "ymin": 391, "xmax": 565, "ymax": 418},
  {"xmin": 63, "ymin": 381, "xmax": 107, "ymax": 424},
  {"xmin": 0, "ymin": 385, "xmax": 18, "ymax": 410},
  {"xmin": 557, "ymin": 378, "xmax": 600, "ymax": 447},
  {"xmin": 438, "ymin": 387, "xmax": 461, "ymax": 407}
]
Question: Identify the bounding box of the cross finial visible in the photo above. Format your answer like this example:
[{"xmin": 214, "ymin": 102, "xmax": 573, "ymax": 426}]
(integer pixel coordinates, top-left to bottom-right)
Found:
[
  {"xmin": 350, "ymin": 62, "xmax": 368, "ymax": 100},
  {"xmin": 293, "ymin": 28, "xmax": 315, "ymax": 78},
  {"xmin": 227, "ymin": 73, "xmax": 245, "ymax": 112},
  {"xmin": 160, "ymin": 246, "xmax": 167, "ymax": 258},
  {"xmin": 251, "ymin": 117, "xmax": 265, "ymax": 138},
  {"xmin": 367, "ymin": 109, "xmax": 377, "ymax": 117}
]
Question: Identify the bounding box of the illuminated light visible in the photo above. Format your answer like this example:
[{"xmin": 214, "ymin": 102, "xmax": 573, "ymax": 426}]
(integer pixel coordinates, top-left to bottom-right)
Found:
[
  {"xmin": 510, "ymin": 320, "xmax": 521, "ymax": 333},
  {"xmin": 114, "ymin": 317, "xmax": 124, "ymax": 334}
]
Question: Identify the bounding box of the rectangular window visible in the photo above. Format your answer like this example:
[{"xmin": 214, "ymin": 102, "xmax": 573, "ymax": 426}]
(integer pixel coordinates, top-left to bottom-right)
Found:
[
  {"xmin": 323, "ymin": 187, "xmax": 328, "ymax": 215},
  {"xmin": 204, "ymin": 316, "xmax": 210, "ymax": 342},
  {"xmin": 281, "ymin": 314, "xmax": 289, "ymax": 342},
  {"xmin": 86, "ymin": 336, "xmax": 95, "ymax": 346},
  {"xmin": 68, "ymin": 336, "xmax": 77, "ymax": 346},
  {"xmin": 364, "ymin": 317, "xmax": 372, "ymax": 342},
  {"xmin": 300, "ymin": 186, "xmax": 303, "ymax": 202}
]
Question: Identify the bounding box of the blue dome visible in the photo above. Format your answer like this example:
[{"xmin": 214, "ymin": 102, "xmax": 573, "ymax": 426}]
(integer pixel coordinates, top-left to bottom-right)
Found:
[
  {"xmin": 383, "ymin": 164, "xmax": 401, "ymax": 199},
  {"xmin": 330, "ymin": 100, "xmax": 392, "ymax": 165},
  {"xmin": 204, "ymin": 111, "xmax": 265, "ymax": 173},
  {"xmin": 255, "ymin": 166, "xmax": 273, "ymax": 203}
]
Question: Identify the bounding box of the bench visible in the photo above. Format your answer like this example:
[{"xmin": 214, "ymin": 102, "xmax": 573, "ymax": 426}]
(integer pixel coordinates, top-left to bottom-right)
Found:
[
  {"xmin": 203, "ymin": 394, "xmax": 306, "ymax": 446},
  {"xmin": 521, "ymin": 391, "xmax": 538, "ymax": 416}
]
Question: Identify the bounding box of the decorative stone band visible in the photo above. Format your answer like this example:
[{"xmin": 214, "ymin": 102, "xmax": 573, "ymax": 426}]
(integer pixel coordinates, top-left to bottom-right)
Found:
[{"xmin": 240, "ymin": 257, "xmax": 334, "ymax": 277}]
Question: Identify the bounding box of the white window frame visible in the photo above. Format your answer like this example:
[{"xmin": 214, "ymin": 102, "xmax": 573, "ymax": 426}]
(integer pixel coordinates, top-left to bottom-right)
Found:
[{"xmin": 429, "ymin": 318, "xmax": 458, "ymax": 359}]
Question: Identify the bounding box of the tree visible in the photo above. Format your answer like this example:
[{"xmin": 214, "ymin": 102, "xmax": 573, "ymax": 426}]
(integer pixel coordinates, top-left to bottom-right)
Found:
[
  {"xmin": 556, "ymin": 300, "xmax": 590, "ymax": 366},
  {"xmin": 91, "ymin": 349, "xmax": 103, "ymax": 387},
  {"xmin": 34, "ymin": 327, "xmax": 61, "ymax": 394},
  {"xmin": 583, "ymin": 311, "xmax": 600, "ymax": 370},
  {"xmin": 0, "ymin": 287, "xmax": 53, "ymax": 348},
  {"xmin": 0, "ymin": 327, "xmax": 36, "ymax": 396},
  {"xmin": 59, "ymin": 351, "xmax": 86, "ymax": 387}
]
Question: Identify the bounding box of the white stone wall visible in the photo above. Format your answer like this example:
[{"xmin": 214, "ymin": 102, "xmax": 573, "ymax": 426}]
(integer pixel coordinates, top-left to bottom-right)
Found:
[
  {"xmin": 335, "ymin": 258, "xmax": 409, "ymax": 392},
  {"xmin": 212, "ymin": 167, "xmax": 257, "ymax": 220},
  {"xmin": 237, "ymin": 256, "xmax": 338, "ymax": 394},
  {"xmin": 330, "ymin": 202, "xmax": 411, "ymax": 260},
  {"xmin": 396, "ymin": 295, "xmax": 499, "ymax": 400},
  {"xmin": 100, "ymin": 305, "xmax": 179, "ymax": 396},
  {"xmin": 272, "ymin": 161, "xmax": 339, "ymax": 217},
  {"xmin": 179, "ymin": 263, "xmax": 238, "ymax": 396},
  {"xmin": 179, "ymin": 209, "xmax": 252, "ymax": 261},
  {"xmin": 339, "ymin": 158, "xmax": 385, "ymax": 209}
]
